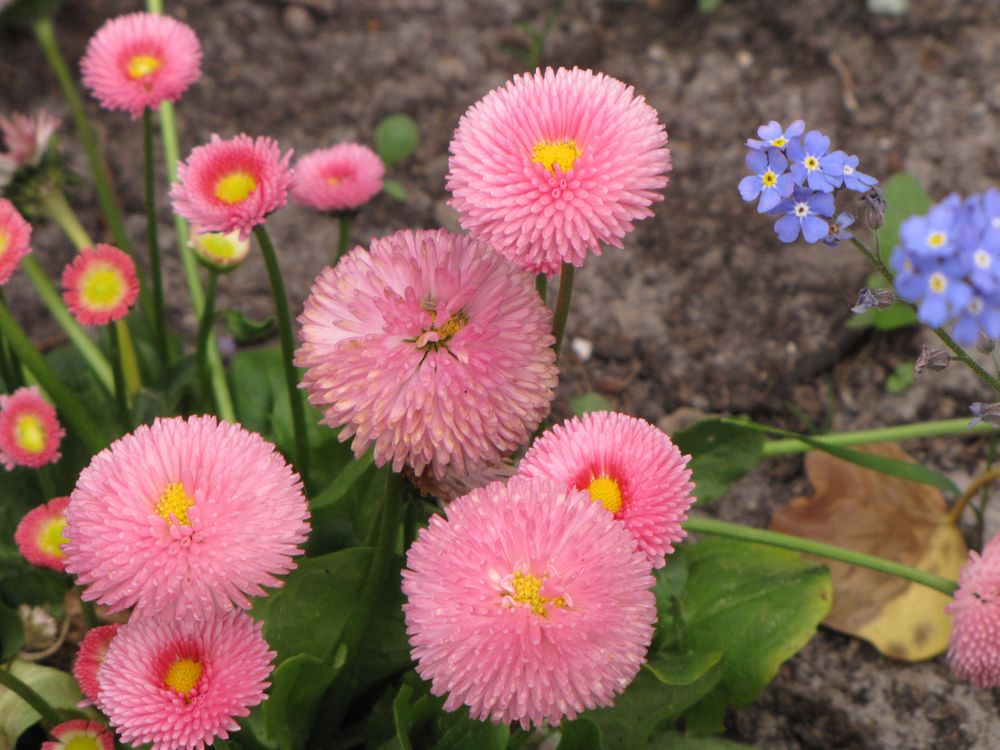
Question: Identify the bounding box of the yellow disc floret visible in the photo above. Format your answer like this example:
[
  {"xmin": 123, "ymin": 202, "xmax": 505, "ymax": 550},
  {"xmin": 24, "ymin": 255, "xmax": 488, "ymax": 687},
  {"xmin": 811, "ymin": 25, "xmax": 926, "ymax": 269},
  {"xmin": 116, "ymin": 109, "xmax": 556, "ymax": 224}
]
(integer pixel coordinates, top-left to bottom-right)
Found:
[
  {"xmin": 156, "ymin": 482, "xmax": 195, "ymax": 526},
  {"xmin": 199, "ymin": 234, "xmax": 239, "ymax": 261},
  {"xmin": 761, "ymin": 170, "xmax": 778, "ymax": 187},
  {"xmin": 436, "ymin": 310, "xmax": 468, "ymax": 343},
  {"xmin": 127, "ymin": 54, "xmax": 162, "ymax": 80},
  {"xmin": 532, "ymin": 140, "xmax": 582, "ymax": 175},
  {"xmin": 587, "ymin": 475, "xmax": 624, "ymax": 514},
  {"xmin": 38, "ymin": 517, "xmax": 69, "ymax": 558},
  {"xmin": 804, "ymin": 155, "xmax": 819, "ymax": 171},
  {"xmin": 326, "ymin": 175, "xmax": 341, "ymax": 185},
  {"xmin": 0, "ymin": 229, "xmax": 8, "ymax": 255},
  {"xmin": 14, "ymin": 414, "xmax": 46, "ymax": 454},
  {"xmin": 163, "ymin": 657, "xmax": 202, "ymax": 698},
  {"xmin": 929, "ymin": 272, "xmax": 948, "ymax": 295},
  {"xmin": 770, "ymin": 136, "xmax": 788, "ymax": 148},
  {"xmin": 63, "ymin": 737, "xmax": 102, "ymax": 750},
  {"xmin": 80, "ymin": 266, "xmax": 124, "ymax": 310},
  {"xmin": 927, "ymin": 231, "xmax": 947, "ymax": 249},
  {"xmin": 214, "ymin": 172, "xmax": 258, "ymax": 204},
  {"xmin": 510, "ymin": 571, "xmax": 566, "ymax": 617}
]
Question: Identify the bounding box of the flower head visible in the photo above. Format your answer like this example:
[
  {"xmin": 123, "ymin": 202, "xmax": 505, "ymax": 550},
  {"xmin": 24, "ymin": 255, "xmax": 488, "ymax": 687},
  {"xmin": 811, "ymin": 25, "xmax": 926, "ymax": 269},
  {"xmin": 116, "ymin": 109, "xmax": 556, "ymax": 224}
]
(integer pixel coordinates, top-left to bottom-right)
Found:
[
  {"xmin": 821, "ymin": 151, "xmax": 878, "ymax": 193},
  {"xmin": 447, "ymin": 67, "xmax": 671, "ymax": 276},
  {"xmin": 738, "ymin": 148, "xmax": 794, "ymax": 213},
  {"xmin": 0, "ymin": 198, "xmax": 31, "ymax": 285},
  {"xmin": 189, "ymin": 226, "xmax": 250, "ymax": 271},
  {"xmin": 98, "ymin": 612, "xmax": 274, "ymax": 750},
  {"xmin": 947, "ymin": 533, "xmax": 1000, "ymax": 688},
  {"xmin": 821, "ymin": 211, "xmax": 855, "ymax": 247},
  {"xmin": 745, "ymin": 119, "xmax": 805, "ymax": 151},
  {"xmin": 518, "ymin": 411, "xmax": 694, "ymax": 568},
  {"xmin": 0, "ymin": 386, "xmax": 64, "ymax": 470},
  {"xmin": 0, "ymin": 110, "xmax": 60, "ymax": 171},
  {"xmin": 41, "ymin": 720, "xmax": 114, "ymax": 750},
  {"xmin": 786, "ymin": 130, "xmax": 839, "ymax": 193},
  {"xmin": 296, "ymin": 229, "xmax": 558, "ymax": 479},
  {"xmin": 81, "ymin": 12, "xmax": 201, "ymax": 119},
  {"xmin": 15, "ymin": 496, "xmax": 70, "ymax": 571},
  {"xmin": 291, "ymin": 143, "xmax": 384, "ymax": 212},
  {"xmin": 73, "ymin": 623, "xmax": 121, "ymax": 708},
  {"xmin": 170, "ymin": 134, "xmax": 294, "ymax": 238},
  {"xmin": 61, "ymin": 244, "xmax": 139, "ymax": 326},
  {"xmin": 64, "ymin": 415, "xmax": 310, "ymax": 620},
  {"xmin": 402, "ymin": 477, "xmax": 656, "ymax": 729},
  {"xmin": 772, "ymin": 187, "xmax": 835, "ymax": 243}
]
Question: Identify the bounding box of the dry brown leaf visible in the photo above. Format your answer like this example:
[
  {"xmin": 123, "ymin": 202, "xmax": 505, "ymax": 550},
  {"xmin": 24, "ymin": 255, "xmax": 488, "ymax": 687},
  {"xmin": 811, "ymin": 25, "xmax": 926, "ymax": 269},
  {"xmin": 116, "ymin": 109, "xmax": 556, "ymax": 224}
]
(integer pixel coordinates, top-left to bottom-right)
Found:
[{"xmin": 770, "ymin": 442, "xmax": 966, "ymax": 661}]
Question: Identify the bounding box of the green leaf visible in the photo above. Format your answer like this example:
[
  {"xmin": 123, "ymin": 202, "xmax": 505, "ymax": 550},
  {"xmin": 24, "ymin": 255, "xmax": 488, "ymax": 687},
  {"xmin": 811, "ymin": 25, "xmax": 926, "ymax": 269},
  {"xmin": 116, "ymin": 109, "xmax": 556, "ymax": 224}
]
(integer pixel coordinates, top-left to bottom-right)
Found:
[
  {"xmin": 570, "ymin": 391, "xmax": 612, "ymax": 416},
  {"xmin": 375, "ymin": 115, "xmax": 420, "ymax": 168},
  {"xmin": 0, "ymin": 601, "xmax": 23, "ymax": 662},
  {"xmin": 432, "ymin": 707, "xmax": 510, "ymax": 750},
  {"xmin": 0, "ymin": 0, "xmax": 64, "ymax": 28},
  {"xmin": 262, "ymin": 654, "xmax": 338, "ymax": 750},
  {"xmin": 697, "ymin": 0, "xmax": 725, "ymax": 11},
  {"xmin": 649, "ymin": 733, "xmax": 754, "ymax": 749},
  {"xmin": 392, "ymin": 683, "xmax": 443, "ymax": 750},
  {"xmin": 220, "ymin": 309, "xmax": 276, "ymax": 344},
  {"xmin": 886, "ymin": 361, "xmax": 915, "ymax": 394},
  {"xmin": 672, "ymin": 420, "xmax": 765, "ymax": 504},
  {"xmin": 0, "ymin": 661, "xmax": 85, "ymax": 746},
  {"xmin": 383, "ymin": 178, "xmax": 409, "ymax": 203},
  {"xmin": 311, "ymin": 449, "xmax": 375, "ymax": 510}
]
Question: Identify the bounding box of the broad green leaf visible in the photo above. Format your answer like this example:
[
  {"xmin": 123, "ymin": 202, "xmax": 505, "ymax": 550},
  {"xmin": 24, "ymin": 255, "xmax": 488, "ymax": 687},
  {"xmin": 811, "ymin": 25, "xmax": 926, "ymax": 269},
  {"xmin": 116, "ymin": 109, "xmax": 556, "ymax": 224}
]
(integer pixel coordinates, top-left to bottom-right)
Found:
[
  {"xmin": 376, "ymin": 114, "xmax": 420, "ymax": 168},
  {"xmin": 0, "ymin": 661, "xmax": 85, "ymax": 745},
  {"xmin": 886, "ymin": 362, "xmax": 915, "ymax": 394},
  {"xmin": 0, "ymin": 601, "xmax": 23, "ymax": 661},
  {"xmin": 393, "ymin": 683, "xmax": 443, "ymax": 750},
  {"xmin": 311, "ymin": 449, "xmax": 375, "ymax": 510},
  {"xmin": 570, "ymin": 392, "xmax": 611, "ymax": 416},
  {"xmin": 672, "ymin": 420, "xmax": 764, "ymax": 504},
  {"xmin": 263, "ymin": 654, "xmax": 338, "ymax": 750},
  {"xmin": 433, "ymin": 706, "xmax": 510, "ymax": 750},
  {"xmin": 383, "ymin": 178, "xmax": 409, "ymax": 203},
  {"xmin": 220, "ymin": 309, "xmax": 276, "ymax": 344}
]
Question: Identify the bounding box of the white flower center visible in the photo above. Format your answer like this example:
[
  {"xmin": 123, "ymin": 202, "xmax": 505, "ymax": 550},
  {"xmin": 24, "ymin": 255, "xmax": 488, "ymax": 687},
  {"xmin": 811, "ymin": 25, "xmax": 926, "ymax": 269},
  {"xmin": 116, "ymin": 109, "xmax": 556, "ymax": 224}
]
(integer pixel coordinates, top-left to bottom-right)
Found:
[
  {"xmin": 928, "ymin": 272, "xmax": 948, "ymax": 294},
  {"xmin": 974, "ymin": 249, "xmax": 992, "ymax": 269},
  {"xmin": 969, "ymin": 297, "xmax": 985, "ymax": 315},
  {"xmin": 794, "ymin": 202, "xmax": 810, "ymax": 218},
  {"xmin": 993, "ymin": 217, "xmax": 1000, "ymax": 229},
  {"xmin": 843, "ymin": 164, "xmax": 855, "ymax": 175}
]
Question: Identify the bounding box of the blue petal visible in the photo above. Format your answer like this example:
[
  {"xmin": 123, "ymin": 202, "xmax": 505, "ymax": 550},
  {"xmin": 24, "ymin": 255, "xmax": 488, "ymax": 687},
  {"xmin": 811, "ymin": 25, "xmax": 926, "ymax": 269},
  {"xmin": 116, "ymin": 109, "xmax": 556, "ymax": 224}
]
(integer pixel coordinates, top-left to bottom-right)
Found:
[
  {"xmin": 900, "ymin": 216, "xmax": 929, "ymax": 251},
  {"xmin": 807, "ymin": 171, "xmax": 836, "ymax": 193},
  {"xmin": 757, "ymin": 188, "xmax": 781, "ymax": 213},
  {"xmin": 776, "ymin": 173, "xmax": 795, "ymax": 198},
  {"xmin": 786, "ymin": 120, "xmax": 806, "ymax": 138},
  {"xmin": 789, "ymin": 163, "xmax": 808, "ymax": 186},
  {"xmin": 802, "ymin": 215, "xmax": 830, "ymax": 243},
  {"xmin": 766, "ymin": 149, "xmax": 788, "ymax": 172},
  {"xmin": 774, "ymin": 214, "xmax": 801, "ymax": 243},
  {"xmin": 758, "ymin": 121, "xmax": 782, "ymax": 141},
  {"xmin": 746, "ymin": 150, "xmax": 768, "ymax": 173},
  {"xmin": 952, "ymin": 315, "xmax": 979, "ymax": 345},
  {"xmin": 821, "ymin": 150, "xmax": 847, "ymax": 172},
  {"xmin": 918, "ymin": 296, "xmax": 949, "ymax": 328},
  {"xmin": 785, "ymin": 139, "xmax": 806, "ymax": 162},
  {"xmin": 803, "ymin": 130, "xmax": 831, "ymax": 156},
  {"xmin": 739, "ymin": 175, "xmax": 762, "ymax": 201},
  {"xmin": 809, "ymin": 192, "xmax": 836, "ymax": 217}
]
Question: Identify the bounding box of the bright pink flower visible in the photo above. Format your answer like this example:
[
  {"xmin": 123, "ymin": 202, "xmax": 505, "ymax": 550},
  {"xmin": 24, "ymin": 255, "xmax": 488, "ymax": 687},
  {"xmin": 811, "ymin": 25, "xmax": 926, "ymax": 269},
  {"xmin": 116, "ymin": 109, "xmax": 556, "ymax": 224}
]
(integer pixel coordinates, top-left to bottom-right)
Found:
[
  {"xmin": 402, "ymin": 477, "xmax": 656, "ymax": 729},
  {"xmin": 519, "ymin": 410, "xmax": 694, "ymax": 569},
  {"xmin": 0, "ymin": 110, "xmax": 60, "ymax": 185},
  {"xmin": 296, "ymin": 228, "xmax": 558, "ymax": 479},
  {"xmin": 0, "ymin": 198, "xmax": 32, "ymax": 285},
  {"xmin": 947, "ymin": 533, "xmax": 1000, "ymax": 688},
  {"xmin": 0, "ymin": 386, "xmax": 64, "ymax": 470},
  {"xmin": 64, "ymin": 415, "xmax": 310, "ymax": 620},
  {"xmin": 170, "ymin": 134, "xmax": 294, "ymax": 238},
  {"xmin": 14, "ymin": 496, "xmax": 70, "ymax": 572},
  {"xmin": 98, "ymin": 612, "xmax": 274, "ymax": 750},
  {"xmin": 73, "ymin": 623, "xmax": 121, "ymax": 708},
  {"xmin": 61, "ymin": 244, "xmax": 139, "ymax": 326},
  {"xmin": 41, "ymin": 720, "xmax": 114, "ymax": 750},
  {"xmin": 291, "ymin": 143, "xmax": 384, "ymax": 212},
  {"xmin": 448, "ymin": 67, "xmax": 671, "ymax": 276},
  {"xmin": 81, "ymin": 12, "xmax": 201, "ymax": 120}
]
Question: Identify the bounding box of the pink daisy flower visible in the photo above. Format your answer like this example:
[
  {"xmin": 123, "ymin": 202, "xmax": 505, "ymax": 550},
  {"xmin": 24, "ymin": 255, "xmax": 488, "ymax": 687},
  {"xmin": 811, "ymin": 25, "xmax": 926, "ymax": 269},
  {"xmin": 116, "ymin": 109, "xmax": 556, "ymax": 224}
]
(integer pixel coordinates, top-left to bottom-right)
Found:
[
  {"xmin": 947, "ymin": 533, "xmax": 1000, "ymax": 688},
  {"xmin": 0, "ymin": 110, "xmax": 60, "ymax": 187},
  {"xmin": 189, "ymin": 225, "xmax": 250, "ymax": 270},
  {"xmin": 73, "ymin": 623, "xmax": 122, "ymax": 708},
  {"xmin": 291, "ymin": 143, "xmax": 384, "ymax": 212},
  {"xmin": 61, "ymin": 244, "xmax": 140, "ymax": 326},
  {"xmin": 296, "ymin": 228, "xmax": 558, "ymax": 479},
  {"xmin": 170, "ymin": 134, "xmax": 294, "ymax": 238},
  {"xmin": 80, "ymin": 12, "xmax": 201, "ymax": 120},
  {"xmin": 519, "ymin": 410, "xmax": 694, "ymax": 569},
  {"xmin": 98, "ymin": 611, "xmax": 274, "ymax": 750},
  {"xmin": 403, "ymin": 477, "xmax": 656, "ymax": 729},
  {"xmin": 447, "ymin": 66, "xmax": 672, "ymax": 276},
  {"xmin": 0, "ymin": 386, "xmax": 64, "ymax": 470},
  {"xmin": 0, "ymin": 198, "xmax": 32, "ymax": 286},
  {"xmin": 14, "ymin": 496, "xmax": 70, "ymax": 572},
  {"xmin": 41, "ymin": 720, "xmax": 114, "ymax": 750},
  {"xmin": 64, "ymin": 415, "xmax": 310, "ymax": 620}
]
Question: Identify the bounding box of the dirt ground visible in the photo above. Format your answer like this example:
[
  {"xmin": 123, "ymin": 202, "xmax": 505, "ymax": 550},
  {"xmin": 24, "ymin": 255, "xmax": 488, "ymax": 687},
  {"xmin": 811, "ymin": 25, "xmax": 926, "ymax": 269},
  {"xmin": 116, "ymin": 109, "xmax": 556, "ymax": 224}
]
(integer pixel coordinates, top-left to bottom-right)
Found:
[{"xmin": 3, "ymin": 0, "xmax": 1000, "ymax": 747}]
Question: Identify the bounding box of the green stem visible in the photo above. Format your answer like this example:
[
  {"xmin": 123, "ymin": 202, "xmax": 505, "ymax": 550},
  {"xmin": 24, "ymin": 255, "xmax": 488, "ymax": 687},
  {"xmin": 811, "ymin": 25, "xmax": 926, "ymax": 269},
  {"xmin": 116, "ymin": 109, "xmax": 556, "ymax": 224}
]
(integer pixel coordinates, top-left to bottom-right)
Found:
[
  {"xmin": 552, "ymin": 262, "xmax": 575, "ymax": 359},
  {"xmin": 0, "ymin": 300, "xmax": 105, "ymax": 454},
  {"xmin": 143, "ymin": 108, "xmax": 169, "ymax": 366},
  {"xmin": 196, "ymin": 270, "xmax": 219, "ymax": 413},
  {"xmin": 79, "ymin": 595, "xmax": 99, "ymax": 629},
  {"xmin": 335, "ymin": 213, "xmax": 353, "ymax": 261},
  {"xmin": 0, "ymin": 665, "xmax": 62, "ymax": 730},
  {"xmin": 107, "ymin": 324, "xmax": 130, "ymax": 429},
  {"xmin": 0, "ymin": 320, "xmax": 23, "ymax": 391},
  {"xmin": 36, "ymin": 467, "xmax": 55, "ymax": 501},
  {"xmin": 39, "ymin": 189, "xmax": 90, "ymax": 251},
  {"xmin": 762, "ymin": 417, "xmax": 997, "ymax": 456},
  {"xmin": 684, "ymin": 516, "xmax": 957, "ymax": 595},
  {"xmin": 114, "ymin": 319, "xmax": 142, "ymax": 402},
  {"xmin": 535, "ymin": 274, "xmax": 547, "ymax": 304},
  {"xmin": 254, "ymin": 226, "xmax": 309, "ymax": 482}
]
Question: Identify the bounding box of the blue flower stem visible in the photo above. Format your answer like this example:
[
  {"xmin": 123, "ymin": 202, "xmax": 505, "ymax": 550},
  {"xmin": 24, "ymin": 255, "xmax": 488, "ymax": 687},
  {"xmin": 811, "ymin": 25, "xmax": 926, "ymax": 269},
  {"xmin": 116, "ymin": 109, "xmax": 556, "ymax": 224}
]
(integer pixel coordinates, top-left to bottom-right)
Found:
[
  {"xmin": 552, "ymin": 262, "xmax": 575, "ymax": 359},
  {"xmin": 0, "ymin": 665, "xmax": 63, "ymax": 731},
  {"xmin": 196, "ymin": 269, "xmax": 219, "ymax": 414},
  {"xmin": 143, "ymin": 108, "xmax": 169, "ymax": 367},
  {"xmin": 684, "ymin": 516, "xmax": 957, "ymax": 595},
  {"xmin": 253, "ymin": 226, "xmax": 309, "ymax": 483},
  {"xmin": 106, "ymin": 323, "xmax": 131, "ymax": 429}
]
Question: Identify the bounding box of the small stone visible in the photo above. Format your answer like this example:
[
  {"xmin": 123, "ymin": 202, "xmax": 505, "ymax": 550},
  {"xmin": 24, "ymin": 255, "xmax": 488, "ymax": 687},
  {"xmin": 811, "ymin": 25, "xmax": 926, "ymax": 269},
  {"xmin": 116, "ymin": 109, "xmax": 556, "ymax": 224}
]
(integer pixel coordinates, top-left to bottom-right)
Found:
[
  {"xmin": 282, "ymin": 5, "xmax": 316, "ymax": 35},
  {"xmin": 570, "ymin": 337, "xmax": 593, "ymax": 362}
]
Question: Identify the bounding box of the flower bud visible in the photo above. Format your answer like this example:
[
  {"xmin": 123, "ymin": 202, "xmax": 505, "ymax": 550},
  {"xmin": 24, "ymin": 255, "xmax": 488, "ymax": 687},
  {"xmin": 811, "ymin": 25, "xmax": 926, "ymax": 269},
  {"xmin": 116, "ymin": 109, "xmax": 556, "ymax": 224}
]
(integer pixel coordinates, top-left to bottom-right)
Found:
[
  {"xmin": 860, "ymin": 187, "xmax": 886, "ymax": 230},
  {"xmin": 969, "ymin": 402, "xmax": 1000, "ymax": 427},
  {"xmin": 914, "ymin": 346, "xmax": 951, "ymax": 377},
  {"xmin": 851, "ymin": 287, "xmax": 895, "ymax": 314},
  {"xmin": 189, "ymin": 227, "xmax": 250, "ymax": 272}
]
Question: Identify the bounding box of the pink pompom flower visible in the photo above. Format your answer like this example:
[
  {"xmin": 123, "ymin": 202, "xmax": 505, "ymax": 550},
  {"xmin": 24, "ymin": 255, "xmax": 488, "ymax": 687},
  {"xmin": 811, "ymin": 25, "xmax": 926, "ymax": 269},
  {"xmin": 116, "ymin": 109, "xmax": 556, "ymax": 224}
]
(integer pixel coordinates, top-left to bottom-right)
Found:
[
  {"xmin": 170, "ymin": 134, "xmax": 294, "ymax": 238},
  {"xmin": 61, "ymin": 244, "xmax": 140, "ymax": 326},
  {"xmin": 0, "ymin": 198, "xmax": 32, "ymax": 286},
  {"xmin": 98, "ymin": 611, "xmax": 274, "ymax": 750},
  {"xmin": 0, "ymin": 386, "xmax": 64, "ymax": 470},
  {"xmin": 14, "ymin": 496, "xmax": 70, "ymax": 572},
  {"xmin": 0, "ymin": 110, "xmax": 61, "ymax": 187},
  {"xmin": 947, "ymin": 533, "xmax": 1000, "ymax": 688},
  {"xmin": 296, "ymin": 228, "xmax": 558, "ymax": 479},
  {"xmin": 73, "ymin": 623, "xmax": 121, "ymax": 708},
  {"xmin": 448, "ymin": 66, "xmax": 671, "ymax": 276},
  {"xmin": 64, "ymin": 415, "xmax": 310, "ymax": 620},
  {"xmin": 403, "ymin": 477, "xmax": 656, "ymax": 728},
  {"xmin": 291, "ymin": 143, "xmax": 384, "ymax": 212},
  {"xmin": 519, "ymin": 410, "xmax": 694, "ymax": 569},
  {"xmin": 81, "ymin": 12, "xmax": 201, "ymax": 120},
  {"xmin": 41, "ymin": 720, "xmax": 114, "ymax": 750}
]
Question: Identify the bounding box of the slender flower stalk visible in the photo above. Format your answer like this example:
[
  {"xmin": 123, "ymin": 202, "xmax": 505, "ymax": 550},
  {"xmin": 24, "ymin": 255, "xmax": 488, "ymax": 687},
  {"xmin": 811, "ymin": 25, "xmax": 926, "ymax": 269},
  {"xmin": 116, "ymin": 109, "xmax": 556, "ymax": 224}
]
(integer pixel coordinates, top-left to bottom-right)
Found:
[
  {"xmin": 948, "ymin": 465, "xmax": 1000, "ymax": 524},
  {"xmin": 143, "ymin": 108, "xmax": 168, "ymax": 366},
  {"xmin": 0, "ymin": 666, "xmax": 62, "ymax": 731},
  {"xmin": 196, "ymin": 269, "xmax": 219, "ymax": 412},
  {"xmin": 107, "ymin": 323, "xmax": 130, "ymax": 428},
  {"xmin": 37, "ymin": 189, "xmax": 89, "ymax": 253},
  {"xmin": 763, "ymin": 417, "xmax": 998, "ymax": 456},
  {"xmin": 253, "ymin": 226, "xmax": 309, "ymax": 482},
  {"xmin": 552, "ymin": 262, "xmax": 574, "ymax": 358},
  {"xmin": 336, "ymin": 212, "xmax": 352, "ymax": 261},
  {"xmin": 535, "ymin": 274, "xmax": 547, "ymax": 304}
]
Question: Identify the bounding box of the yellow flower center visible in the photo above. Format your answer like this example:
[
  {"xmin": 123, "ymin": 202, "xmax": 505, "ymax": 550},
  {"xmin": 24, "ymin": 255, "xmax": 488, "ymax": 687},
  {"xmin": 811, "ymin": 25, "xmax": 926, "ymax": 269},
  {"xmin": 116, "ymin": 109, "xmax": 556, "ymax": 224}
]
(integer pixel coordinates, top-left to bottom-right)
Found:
[
  {"xmin": 0, "ymin": 229, "xmax": 8, "ymax": 255},
  {"xmin": 928, "ymin": 272, "xmax": 948, "ymax": 294},
  {"xmin": 214, "ymin": 172, "xmax": 258, "ymax": 204},
  {"xmin": 163, "ymin": 657, "xmax": 202, "ymax": 698},
  {"xmin": 761, "ymin": 170, "xmax": 778, "ymax": 187},
  {"xmin": 14, "ymin": 414, "xmax": 46, "ymax": 454},
  {"xmin": 416, "ymin": 303, "xmax": 469, "ymax": 350},
  {"xmin": 510, "ymin": 571, "xmax": 566, "ymax": 617},
  {"xmin": 156, "ymin": 482, "xmax": 195, "ymax": 526},
  {"xmin": 326, "ymin": 175, "xmax": 341, "ymax": 185},
  {"xmin": 531, "ymin": 140, "xmax": 582, "ymax": 175},
  {"xmin": 37, "ymin": 516, "xmax": 68, "ymax": 558},
  {"xmin": 804, "ymin": 155, "xmax": 819, "ymax": 171},
  {"xmin": 927, "ymin": 231, "xmax": 947, "ymax": 249},
  {"xmin": 80, "ymin": 266, "xmax": 124, "ymax": 310},
  {"xmin": 587, "ymin": 475, "xmax": 624, "ymax": 514},
  {"xmin": 63, "ymin": 737, "xmax": 102, "ymax": 750},
  {"xmin": 199, "ymin": 233, "xmax": 239, "ymax": 261},
  {"xmin": 435, "ymin": 310, "xmax": 468, "ymax": 342},
  {"xmin": 770, "ymin": 136, "xmax": 788, "ymax": 148},
  {"xmin": 127, "ymin": 54, "xmax": 162, "ymax": 80}
]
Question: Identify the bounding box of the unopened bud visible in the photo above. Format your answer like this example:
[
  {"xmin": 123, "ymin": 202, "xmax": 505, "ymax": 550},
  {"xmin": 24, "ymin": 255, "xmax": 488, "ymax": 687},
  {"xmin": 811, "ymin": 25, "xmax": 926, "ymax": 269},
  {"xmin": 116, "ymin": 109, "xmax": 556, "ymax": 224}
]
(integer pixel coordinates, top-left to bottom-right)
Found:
[
  {"xmin": 970, "ymin": 402, "xmax": 1000, "ymax": 428},
  {"xmin": 189, "ymin": 226, "xmax": 250, "ymax": 272},
  {"xmin": 860, "ymin": 187, "xmax": 886, "ymax": 230},
  {"xmin": 851, "ymin": 287, "xmax": 895, "ymax": 314},
  {"xmin": 914, "ymin": 346, "xmax": 951, "ymax": 376},
  {"xmin": 977, "ymin": 332, "xmax": 996, "ymax": 354}
]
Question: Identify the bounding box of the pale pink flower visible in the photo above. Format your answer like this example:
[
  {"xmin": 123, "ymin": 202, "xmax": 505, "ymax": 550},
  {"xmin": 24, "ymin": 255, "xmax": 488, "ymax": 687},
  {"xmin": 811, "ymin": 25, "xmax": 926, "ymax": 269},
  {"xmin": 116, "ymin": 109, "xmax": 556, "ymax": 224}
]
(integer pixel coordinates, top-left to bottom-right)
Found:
[
  {"xmin": 98, "ymin": 612, "xmax": 274, "ymax": 750},
  {"xmin": 14, "ymin": 496, "xmax": 70, "ymax": 572},
  {"xmin": 0, "ymin": 386, "xmax": 64, "ymax": 470},
  {"xmin": 291, "ymin": 143, "xmax": 384, "ymax": 212},
  {"xmin": 41, "ymin": 720, "xmax": 114, "ymax": 750},
  {"xmin": 73, "ymin": 623, "xmax": 121, "ymax": 708},
  {"xmin": 61, "ymin": 244, "xmax": 140, "ymax": 326},
  {"xmin": 0, "ymin": 198, "xmax": 32, "ymax": 285},
  {"xmin": 410, "ymin": 458, "xmax": 516, "ymax": 503},
  {"xmin": 170, "ymin": 134, "xmax": 294, "ymax": 238},
  {"xmin": 448, "ymin": 67, "xmax": 671, "ymax": 276},
  {"xmin": 64, "ymin": 415, "xmax": 310, "ymax": 620},
  {"xmin": 0, "ymin": 110, "xmax": 60, "ymax": 185},
  {"xmin": 947, "ymin": 533, "xmax": 1000, "ymax": 688},
  {"xmin": 296, "ymin": 228, "xmax": 558, "ymax": 479},
  {"xmin": 81, "ymin": 12, "xmax": 201, "ymax": 119},
  {"xmin": 519, "ymin": 410, "xmax": 694, "ymax": 569},
  {"xmin": 403, "ymin": 477, "xmax": 656, "ymax": 729}
]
